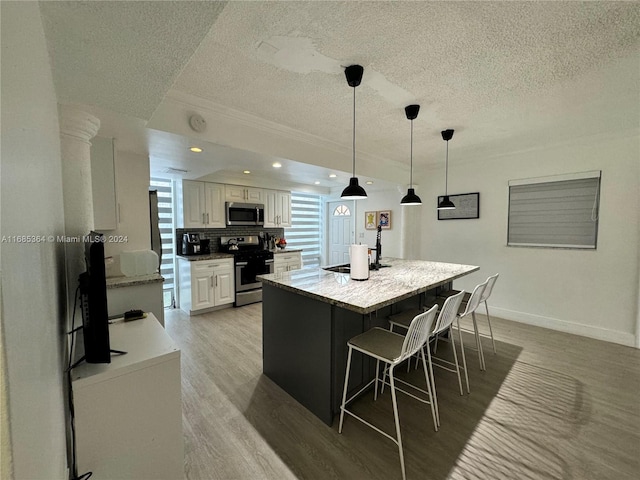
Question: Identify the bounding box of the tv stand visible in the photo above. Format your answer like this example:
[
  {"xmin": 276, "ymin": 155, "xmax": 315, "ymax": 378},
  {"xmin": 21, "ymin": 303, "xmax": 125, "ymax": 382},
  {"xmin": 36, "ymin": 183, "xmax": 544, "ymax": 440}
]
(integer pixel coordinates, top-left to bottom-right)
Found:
[{"xmin": 71, "ymin": 313, "xmax": 183, "ymax": 479}]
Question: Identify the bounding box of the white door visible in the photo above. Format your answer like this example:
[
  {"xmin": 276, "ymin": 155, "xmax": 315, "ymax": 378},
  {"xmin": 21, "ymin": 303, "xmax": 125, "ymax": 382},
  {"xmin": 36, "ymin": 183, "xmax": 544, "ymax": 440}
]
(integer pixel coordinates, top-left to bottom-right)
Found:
[
  {"xmin": 182, "ymin": 181, "xmax": 205, "ymax": 228},
  {"xmin": 214, "ymin": 264, "xmax": 234, "ymax": 306},
  {"xmin": 192, "ymin": 265, "xmax": 214, "ymax": 310},
  {"xmin": 328, "ymin": 201, "xmax": 354, "ymax": 265},
  {"xmin": 204, "ymin": 182, "xmax": 225, "ymax": 228}
]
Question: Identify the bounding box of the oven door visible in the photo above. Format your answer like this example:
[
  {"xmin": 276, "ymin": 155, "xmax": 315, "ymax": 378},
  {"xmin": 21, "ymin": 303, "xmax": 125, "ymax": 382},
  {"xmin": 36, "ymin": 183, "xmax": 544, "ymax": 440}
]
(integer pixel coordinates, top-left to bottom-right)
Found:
[
  {"xmin": 226, "ymin": 202, "xmax": 265, "ymax": 226},
  {"xmin": 235, "ymin": 258, "xmax": 274, "ymax": 292}
]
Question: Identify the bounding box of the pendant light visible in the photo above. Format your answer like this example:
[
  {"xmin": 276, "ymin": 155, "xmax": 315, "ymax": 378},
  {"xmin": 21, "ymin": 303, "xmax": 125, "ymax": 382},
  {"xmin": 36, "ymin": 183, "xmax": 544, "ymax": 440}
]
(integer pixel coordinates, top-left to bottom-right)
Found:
[
  {"xmin": 437, "ymin": 129, "xmax": 456, "ymax": 210},
  {"xmin": 400, "ymin": 104, "xmax": 422, "ymax": 205},
  {"xmin": 341, "ymin": 65, "xmax": 367, "ymax": 200}
]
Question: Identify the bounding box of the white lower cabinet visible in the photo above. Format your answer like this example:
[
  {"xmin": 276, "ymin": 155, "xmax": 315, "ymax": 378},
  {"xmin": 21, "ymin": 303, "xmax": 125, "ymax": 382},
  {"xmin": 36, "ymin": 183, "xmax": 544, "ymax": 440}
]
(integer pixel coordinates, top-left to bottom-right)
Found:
[
  {"xmin": 72, "ymin": 314, "xmax": 183, "ymax": 480},
  {"xmin": 274, "ymin": 251, "xmax": 302, "ymax": 274},
  {"xmin": 179, "ymin": 257, "xmax": 234, "ymax": 314}
]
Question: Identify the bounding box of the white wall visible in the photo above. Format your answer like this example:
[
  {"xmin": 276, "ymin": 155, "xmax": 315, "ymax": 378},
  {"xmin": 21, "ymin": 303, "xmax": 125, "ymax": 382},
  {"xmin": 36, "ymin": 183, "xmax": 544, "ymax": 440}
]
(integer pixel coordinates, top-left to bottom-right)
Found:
[
  {"xmin": 1, "ymin": 2, "xmax": 68, "ymax": 477},
  {"xmin": 103, "ymin": 150, "xmax": 151, "ymax": 277},
  {"xmin": 417, "ymin": 131, "xmax": 639, "ymax": 346}
]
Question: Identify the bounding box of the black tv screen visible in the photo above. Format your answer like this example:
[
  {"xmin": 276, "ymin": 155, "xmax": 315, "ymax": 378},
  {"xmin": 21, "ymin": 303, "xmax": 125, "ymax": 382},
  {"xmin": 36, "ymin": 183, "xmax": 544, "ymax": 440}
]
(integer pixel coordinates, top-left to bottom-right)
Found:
[{"xmin": 79, "ymin": 231, "xmax": 111, "ymax": 363}]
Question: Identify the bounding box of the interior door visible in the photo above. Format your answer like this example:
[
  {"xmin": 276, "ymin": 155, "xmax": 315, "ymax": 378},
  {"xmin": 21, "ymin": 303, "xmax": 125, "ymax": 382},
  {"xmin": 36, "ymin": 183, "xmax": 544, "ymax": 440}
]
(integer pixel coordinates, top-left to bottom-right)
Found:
[{"xmin": 328, "ymin": 201, "xmax": 354, "ymax": 265}]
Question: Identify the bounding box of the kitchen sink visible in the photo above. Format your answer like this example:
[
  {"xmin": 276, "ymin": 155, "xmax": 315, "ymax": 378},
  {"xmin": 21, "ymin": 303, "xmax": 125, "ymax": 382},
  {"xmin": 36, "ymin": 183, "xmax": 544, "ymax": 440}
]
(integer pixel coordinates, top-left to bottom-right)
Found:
[
  {"xmin": 322, "ymin": 263, "xmax": 391, "ymax": 273},
  {"xmin": 322, "ymin": 264, "xmax": 350, "ymax": 273}
]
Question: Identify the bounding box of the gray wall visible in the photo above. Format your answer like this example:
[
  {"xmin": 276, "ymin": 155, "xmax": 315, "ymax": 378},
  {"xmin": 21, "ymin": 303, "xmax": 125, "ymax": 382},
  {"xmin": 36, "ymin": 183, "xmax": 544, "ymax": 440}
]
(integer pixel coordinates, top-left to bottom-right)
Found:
[{"xmin": 1, "ymin": 2, "xmax": 69, "ymax": 478}]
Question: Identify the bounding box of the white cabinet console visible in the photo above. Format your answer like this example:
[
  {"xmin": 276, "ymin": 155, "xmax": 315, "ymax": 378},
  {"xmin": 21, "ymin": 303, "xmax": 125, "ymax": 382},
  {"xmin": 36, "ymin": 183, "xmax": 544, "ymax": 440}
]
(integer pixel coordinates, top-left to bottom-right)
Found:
[
  {"xmin": 178, "ymin": 256, "xmax": 234, "ymax": 315},
  {"xmin": 274, "ymin": 250, "xmax": 302, "ymax": 273},
  {"xmin": 71, "ymin": 313, "xmax": 183, "ymax": 479}
]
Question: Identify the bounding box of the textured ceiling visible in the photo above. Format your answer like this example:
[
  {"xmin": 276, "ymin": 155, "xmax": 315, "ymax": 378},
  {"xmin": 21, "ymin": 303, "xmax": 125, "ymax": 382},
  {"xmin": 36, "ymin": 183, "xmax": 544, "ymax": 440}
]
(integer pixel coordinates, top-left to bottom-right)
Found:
[{"xmin": 39, "ymin": 1, "xmax": 640, "ymax": 188}]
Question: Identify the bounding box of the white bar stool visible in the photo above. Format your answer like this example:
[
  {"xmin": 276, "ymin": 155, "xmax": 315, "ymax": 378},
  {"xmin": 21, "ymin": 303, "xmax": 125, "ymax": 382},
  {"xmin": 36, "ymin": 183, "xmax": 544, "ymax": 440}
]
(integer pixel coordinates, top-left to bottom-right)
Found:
[{"xmin": 338, "ymin": 304, "xmax": 439, "ymax": 480}]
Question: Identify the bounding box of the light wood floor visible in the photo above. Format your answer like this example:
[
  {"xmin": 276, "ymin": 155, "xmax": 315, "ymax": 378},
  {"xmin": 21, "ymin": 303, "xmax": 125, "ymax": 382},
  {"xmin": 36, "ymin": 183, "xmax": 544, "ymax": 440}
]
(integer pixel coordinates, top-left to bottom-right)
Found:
[{"xmin": 165, "ymin": 304, "xmax": 640, "ymax": 480}]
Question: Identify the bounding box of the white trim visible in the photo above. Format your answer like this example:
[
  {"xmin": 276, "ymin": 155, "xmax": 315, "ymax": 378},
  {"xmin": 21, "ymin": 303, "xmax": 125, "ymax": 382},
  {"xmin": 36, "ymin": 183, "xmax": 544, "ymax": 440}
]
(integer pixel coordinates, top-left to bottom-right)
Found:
[
  {"xmin": 508, "ymin": 170, "xmax": 601, "ymax": 186},
  {"xmin": 491, "ymin": 306, "xmax": 636, "ymax": 348},
  {"xmin": 507, "ymin": 243, "xmax": 597, "ymax": 249}
]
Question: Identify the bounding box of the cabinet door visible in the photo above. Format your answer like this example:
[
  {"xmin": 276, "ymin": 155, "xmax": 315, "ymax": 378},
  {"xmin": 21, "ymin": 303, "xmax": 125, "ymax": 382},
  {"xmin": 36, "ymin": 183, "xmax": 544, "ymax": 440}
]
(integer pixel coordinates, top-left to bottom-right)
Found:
[
  {"xmin": 205, "ymin": 183, "xmax": 225, "ymax": 228},
  {"xmin": 246, "ymin": 187, "xmax": 263, "ymax": 203},
  {"xmin": 277, "ymin": 191, "xmax": 292, "ymax": 227},
  {"xmin": 263, "ymin": 189, "xmax": 278, "ymax": 227},
  {"xmin": 214, "ymin": 263, "xmax": 234, "ymax": 306},
  {"xmin": 225, "ymin": 185, "xmax": 246, "ymax": 202},
  {"xmin": 274, "ymin": 263, "xmax": 288, "ymax": 274},
  {"xmin": 183, "ymin": 181, "xmax": 206, "ymax": 228},
  {"xmin": 192, "ymin": 264, "xmax": 215, "ymax": 310}
]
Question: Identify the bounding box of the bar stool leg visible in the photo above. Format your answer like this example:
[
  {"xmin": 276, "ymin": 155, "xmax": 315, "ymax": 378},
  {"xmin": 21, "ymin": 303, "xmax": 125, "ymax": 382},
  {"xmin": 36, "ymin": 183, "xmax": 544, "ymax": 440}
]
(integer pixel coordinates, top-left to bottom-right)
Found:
[
  {"xmin": 422, "ymin": 347, "xmax": 439, "ymax": 429},
  {"xmin": 338, "ymin": 347, "xmax": 353, "ymax": 433},
  {"xmin": 449, "ymin": 327, "xmax": 464, "ymax": 396},
  {"xmin": 374, "ymin": 359, "xmax": 380, "ymax": 401},
  {"xmin": 388, "ymin": 366, "xmax": 406, "ymax": 480},
  {"xmin": 485, "ymin": 301, "xmax": 497, "ymax": 354},
  {"xmin": 457, "ymin": 317, "xmax": 471, "ymax": 393},
  {"xmin": 472, "ymin": 311, "xmax": 486, "ymax": 371}
]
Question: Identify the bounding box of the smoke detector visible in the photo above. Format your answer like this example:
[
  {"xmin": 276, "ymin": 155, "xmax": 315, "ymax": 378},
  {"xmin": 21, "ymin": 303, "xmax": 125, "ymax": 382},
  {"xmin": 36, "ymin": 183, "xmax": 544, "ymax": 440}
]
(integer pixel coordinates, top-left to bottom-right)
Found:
[{"xmin": 188, "ymin": 114, "xmax": 207, "ymax": 133}]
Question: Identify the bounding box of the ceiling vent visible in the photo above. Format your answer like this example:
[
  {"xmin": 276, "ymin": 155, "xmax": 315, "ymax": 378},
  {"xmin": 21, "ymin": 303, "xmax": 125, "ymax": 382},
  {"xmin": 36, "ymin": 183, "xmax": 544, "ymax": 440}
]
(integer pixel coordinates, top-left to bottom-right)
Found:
[{"xmin": 164, "ymin": 167, "xmax": 189, "ymax": 175}]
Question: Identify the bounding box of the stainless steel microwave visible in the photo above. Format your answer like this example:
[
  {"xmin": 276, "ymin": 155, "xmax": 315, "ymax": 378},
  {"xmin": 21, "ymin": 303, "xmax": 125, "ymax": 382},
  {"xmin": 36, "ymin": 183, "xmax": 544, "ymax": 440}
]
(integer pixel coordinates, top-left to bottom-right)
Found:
[{"xmin": 225, "ymin": 202, "xmax": 265, "ymax": 226}]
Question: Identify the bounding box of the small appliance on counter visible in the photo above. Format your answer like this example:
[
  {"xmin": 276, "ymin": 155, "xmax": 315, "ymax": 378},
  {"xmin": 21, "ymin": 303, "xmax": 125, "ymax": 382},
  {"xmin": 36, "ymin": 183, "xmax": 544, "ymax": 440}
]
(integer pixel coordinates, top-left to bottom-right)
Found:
[
  {"xmin": 182, "ymin": 233, "xmax": 201, "ymax": 255},
  {"xmin": 199, "ymin": 238, "xmax": 211, "ymax": 254},
  {"xmin": 349, "ymin": 244, "xmax": 369, "ymax": 281}
]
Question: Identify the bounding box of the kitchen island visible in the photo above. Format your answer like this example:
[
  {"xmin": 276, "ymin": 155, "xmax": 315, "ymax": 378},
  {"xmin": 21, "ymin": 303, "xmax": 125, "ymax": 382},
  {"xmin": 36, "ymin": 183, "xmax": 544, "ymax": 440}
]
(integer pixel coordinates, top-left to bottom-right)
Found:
[{"xmin": 258, "ymin": 258, "xmax": 479, "ymax": 425}]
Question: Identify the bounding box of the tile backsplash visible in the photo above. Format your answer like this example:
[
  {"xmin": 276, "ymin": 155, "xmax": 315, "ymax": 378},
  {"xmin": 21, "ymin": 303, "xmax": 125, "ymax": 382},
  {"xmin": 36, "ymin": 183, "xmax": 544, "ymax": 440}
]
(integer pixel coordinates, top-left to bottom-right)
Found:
[{"xmin": 176, "ymin": 227, "xmax": 285, "ymax": 255}]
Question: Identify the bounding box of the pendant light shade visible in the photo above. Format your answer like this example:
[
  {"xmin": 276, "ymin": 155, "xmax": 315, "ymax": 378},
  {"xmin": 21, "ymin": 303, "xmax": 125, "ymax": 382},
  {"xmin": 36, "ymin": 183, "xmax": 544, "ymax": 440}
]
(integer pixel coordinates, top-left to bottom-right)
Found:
[
  {"xmin": 437, "ymin": 129, "xmax": 456, "ymax": 210},
  {"xmin": 401, "ymin": 104, "xmax": 422, "ymax": 206},
  {"xmin": 341, "ymin": 65, "xmax": 367, "ymax": 200}
]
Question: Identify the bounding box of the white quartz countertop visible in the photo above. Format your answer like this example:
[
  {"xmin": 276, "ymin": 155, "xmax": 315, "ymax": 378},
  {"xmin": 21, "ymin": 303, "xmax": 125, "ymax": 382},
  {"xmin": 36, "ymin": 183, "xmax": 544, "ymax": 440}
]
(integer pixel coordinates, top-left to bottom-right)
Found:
[{"xmin": 258, "ymin": 258, "xmax": 479, "ymax": 314}]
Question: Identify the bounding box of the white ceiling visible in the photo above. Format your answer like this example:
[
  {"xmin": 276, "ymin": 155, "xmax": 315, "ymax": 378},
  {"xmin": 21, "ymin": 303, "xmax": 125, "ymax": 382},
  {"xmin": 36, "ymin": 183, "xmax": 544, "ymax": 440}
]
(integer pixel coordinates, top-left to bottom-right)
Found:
[{"xmin": 40, "ymin": 1, "xmax": 640, "ymax": 193}]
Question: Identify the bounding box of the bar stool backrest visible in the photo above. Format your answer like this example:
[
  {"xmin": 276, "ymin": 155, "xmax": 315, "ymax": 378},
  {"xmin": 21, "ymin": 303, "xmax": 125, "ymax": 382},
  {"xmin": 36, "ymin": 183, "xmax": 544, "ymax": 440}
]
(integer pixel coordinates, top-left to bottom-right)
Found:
[
  {"xmin": 399, "ymin": 304, "xmax": 438, "ymax": 363},
  {"xmin": 480, "ymin": 273, "xmax": 499, "ymax": 302},
  {"xmin": 432, "ymin": 290, "xmax": 465, "ymax": 336},
  {"xmin": 459, "ymin": 279, "xmax": 488, "ymax": 318}
]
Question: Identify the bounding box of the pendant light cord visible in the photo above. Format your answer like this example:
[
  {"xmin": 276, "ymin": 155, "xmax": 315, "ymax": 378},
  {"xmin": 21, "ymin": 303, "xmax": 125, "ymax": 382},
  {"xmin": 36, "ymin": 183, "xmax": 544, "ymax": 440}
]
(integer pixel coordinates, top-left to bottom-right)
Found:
[
  {"xmin": 352, "ymin": 86, "xmax": 356, "ymax": 177},
  {"xmin": 409, "ymin": 119, "xmax": 414, "ymax": 187},
  {"xmin": 445, "ymin": 140, "xmax": 449, "ymax": 196}
]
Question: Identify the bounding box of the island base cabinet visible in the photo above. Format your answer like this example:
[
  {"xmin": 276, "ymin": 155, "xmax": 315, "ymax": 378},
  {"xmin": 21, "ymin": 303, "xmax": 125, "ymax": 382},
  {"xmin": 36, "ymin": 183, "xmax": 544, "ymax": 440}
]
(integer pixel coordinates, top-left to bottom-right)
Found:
[{"xmin": 262, "ymin": 284, "xmax": 389, "ymax": 426}]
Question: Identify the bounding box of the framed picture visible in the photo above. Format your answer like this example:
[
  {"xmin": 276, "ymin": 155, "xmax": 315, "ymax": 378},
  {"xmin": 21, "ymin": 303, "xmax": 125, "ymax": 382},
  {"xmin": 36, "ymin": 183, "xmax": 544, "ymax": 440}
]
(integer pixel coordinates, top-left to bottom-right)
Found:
[
  {"xmin": 437, "ymin": 192, "xmax": 480, "ymax": 220},
  {"xmin": 378, "ymin": 210, "xmax": 392, "ymax": 229},
  {"xmin": 365, "ymin": 211, "xmax": 378, "ymax": 230}
]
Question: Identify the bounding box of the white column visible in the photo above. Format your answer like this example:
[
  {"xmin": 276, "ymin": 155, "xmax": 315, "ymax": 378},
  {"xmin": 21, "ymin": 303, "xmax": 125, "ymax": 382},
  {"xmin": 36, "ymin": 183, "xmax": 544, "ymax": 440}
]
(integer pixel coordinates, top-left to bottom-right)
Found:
[{"xmin": 58, "ymin": 104, "xmax": 100, "ymax": 317}]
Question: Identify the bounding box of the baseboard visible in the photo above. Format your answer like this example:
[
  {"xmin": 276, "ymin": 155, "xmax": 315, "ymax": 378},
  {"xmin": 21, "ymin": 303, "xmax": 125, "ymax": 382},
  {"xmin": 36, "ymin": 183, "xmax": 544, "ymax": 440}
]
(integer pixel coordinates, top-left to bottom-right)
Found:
[{"xmin": 490, "ymin": 306, "xmax": 637, "ymax": 348}]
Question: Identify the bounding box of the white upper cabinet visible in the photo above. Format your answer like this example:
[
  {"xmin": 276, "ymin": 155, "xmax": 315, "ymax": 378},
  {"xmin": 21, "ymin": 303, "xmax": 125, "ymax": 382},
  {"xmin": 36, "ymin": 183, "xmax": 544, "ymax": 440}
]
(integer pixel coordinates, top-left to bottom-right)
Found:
[
  {"xmin": 264, "ymin": 189, "xmax": 291, "ymax": 228},
  {"xmin": 179, "ymin": 180, "xmax": 225, "ymax": 228},
  {"xmin": 225, "ymin": 185, "xmax": 263, "ymax": 203},
  {"xmin": 90, "ymin": 137, "xmax": 117, "ymax": 230}
]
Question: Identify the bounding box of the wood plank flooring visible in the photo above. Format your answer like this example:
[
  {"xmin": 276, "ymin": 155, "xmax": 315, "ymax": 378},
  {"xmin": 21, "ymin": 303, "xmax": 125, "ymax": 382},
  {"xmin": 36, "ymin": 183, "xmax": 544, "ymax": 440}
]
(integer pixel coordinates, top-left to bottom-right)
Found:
[{"xmin": 165, "ymin": 304, "xmax": 640, "ymax": 480}]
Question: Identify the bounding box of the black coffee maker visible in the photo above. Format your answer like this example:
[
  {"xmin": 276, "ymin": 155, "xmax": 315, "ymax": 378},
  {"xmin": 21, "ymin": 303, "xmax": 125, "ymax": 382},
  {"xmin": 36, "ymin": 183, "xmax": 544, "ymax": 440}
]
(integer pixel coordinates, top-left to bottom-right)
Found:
[{"xmin": 182, "ymin": 233, "xmax": 201, "ymax": 255}]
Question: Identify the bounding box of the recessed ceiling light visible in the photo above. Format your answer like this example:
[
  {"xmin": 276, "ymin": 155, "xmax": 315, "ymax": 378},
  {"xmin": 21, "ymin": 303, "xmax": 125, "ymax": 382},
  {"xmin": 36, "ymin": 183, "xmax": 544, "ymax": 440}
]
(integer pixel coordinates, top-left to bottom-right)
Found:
[
  {"xmin": 366, "ymin": 181, "xmax": 374, "ymax": 185},
  {"xmin": 329, "ymin": 174, "xmax": 337, "ymax": 178},
  {"xmin": 189, "ymin": 147, "xmax": 203, "ymax": 153},
  {"xmin": 272, "ymin": 162, "xmax": 282, "ymax": 168},
  {"xmin": 314, "ymin": 181, "xmax": 320, "ymax": 185},
  {"xmin": 243, "ymin": 170, "xmax": 251, "ymax": 174}
]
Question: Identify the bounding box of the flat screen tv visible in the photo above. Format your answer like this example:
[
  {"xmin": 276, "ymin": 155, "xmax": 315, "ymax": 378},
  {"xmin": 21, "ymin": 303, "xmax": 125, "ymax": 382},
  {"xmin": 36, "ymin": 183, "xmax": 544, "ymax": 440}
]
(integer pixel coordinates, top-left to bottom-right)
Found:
[{"xmin": 79, "ymin": 231, "xmax": 111, "ymax": 363}]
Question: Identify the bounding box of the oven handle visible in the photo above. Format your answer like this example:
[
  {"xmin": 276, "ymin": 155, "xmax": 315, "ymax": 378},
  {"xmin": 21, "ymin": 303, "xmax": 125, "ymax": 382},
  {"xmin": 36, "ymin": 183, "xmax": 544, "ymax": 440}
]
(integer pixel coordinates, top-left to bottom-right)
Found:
[
  {"xmin": 265, "ymin": 259, "xmax": 274, "ymax": 264},
  {"xmin": 236, "ymin": 261, "xmax": 248, "ymax": 266}
]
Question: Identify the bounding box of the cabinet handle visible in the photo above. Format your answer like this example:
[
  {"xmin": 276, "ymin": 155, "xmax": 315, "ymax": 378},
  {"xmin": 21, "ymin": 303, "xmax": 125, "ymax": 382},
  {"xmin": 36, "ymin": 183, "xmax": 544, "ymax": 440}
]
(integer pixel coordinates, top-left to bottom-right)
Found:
[
  {"xmin": 203, "ymin": 213, "xmax": 206, "ymax": 224},
  {"xmin": 215, "ymin": 275, "xmax": 218, "ymax": 287},
  {"xmin": 210, "ymin": 275, "xmax": 213, "ymax": 288},
  {"xmin": 206, "ymin": 213, "xmax": 210, "ymax": 224}
]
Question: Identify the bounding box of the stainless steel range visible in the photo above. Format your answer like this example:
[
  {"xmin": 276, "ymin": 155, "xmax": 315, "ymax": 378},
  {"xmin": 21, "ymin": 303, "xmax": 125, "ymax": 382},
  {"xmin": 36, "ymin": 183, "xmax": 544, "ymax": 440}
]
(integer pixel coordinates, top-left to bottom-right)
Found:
[{"xmin": 220, "ymin": 236, "xmax": 274, "ymax": 307}]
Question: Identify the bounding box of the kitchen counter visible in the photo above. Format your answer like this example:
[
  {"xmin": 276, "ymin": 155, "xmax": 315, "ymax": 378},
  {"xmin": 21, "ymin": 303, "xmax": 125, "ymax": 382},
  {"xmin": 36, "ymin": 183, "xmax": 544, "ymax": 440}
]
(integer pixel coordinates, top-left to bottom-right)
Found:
[
  {"xmin": 260, "ymin": 258, "xmax": 479, "ymax": 425},
  {"xmin": 259, "ymin": 258, "xmax": 478, "ymax": 314},
  {"xmin": 106, "ymin": 273, "xmax": 164, "ymax": 289},
  {"xmin": 272, "ymin": 248, "xmax": 303, "ymax": 254},
  {"xmin": 176, "ymin": 253, "xmax": 234, "ymax": 261}
]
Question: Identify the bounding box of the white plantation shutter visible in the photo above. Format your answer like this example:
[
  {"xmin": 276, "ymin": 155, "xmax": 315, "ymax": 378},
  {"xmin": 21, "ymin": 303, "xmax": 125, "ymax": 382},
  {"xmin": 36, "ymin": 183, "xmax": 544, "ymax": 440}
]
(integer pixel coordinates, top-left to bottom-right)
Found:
[
  {"xmin": 285, "ymin": 192, "xmax": 323, "ymax": 268},
  {"xmin": 508, "ymin": 171, "xmax": 601, "ymax": 249},
  {"xmin": 150, "ymin": 177, "xmax": 176, "ymax": 306}
]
